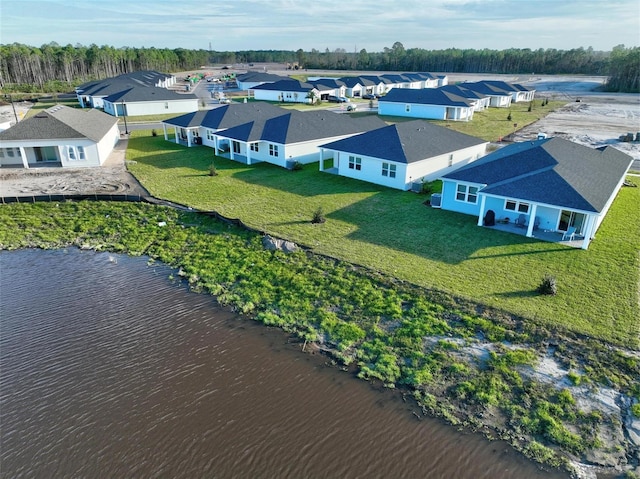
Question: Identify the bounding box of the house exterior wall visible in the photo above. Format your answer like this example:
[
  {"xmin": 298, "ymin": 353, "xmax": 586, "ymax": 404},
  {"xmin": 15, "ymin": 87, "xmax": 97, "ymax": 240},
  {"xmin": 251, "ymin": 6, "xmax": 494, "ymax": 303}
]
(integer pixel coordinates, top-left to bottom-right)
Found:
[
  {"xmin": 378, "ymin": 101, "xmax": 447, "ymax": 120},
  {"xmin": 488, "ymin": 95, "xmax": 512, "ymax": 108},
  {"xmin": 335, "ymin": 151, "xmax": 408, "ymax": 189},
  {"xmin": 94, "ymin": 123, "xmax": 121, "ymax": 164},
  {"xmin": 406, "ymin": 143, "xmax": 487, "ymax": 184},
  {"xmin": 440, "ymin": 179, "xmax": 484, "ymax": 215},
  {"xmin": 104, "ymin": 99, "xmax": 199, "ymax": 117},
  {"xmin": 252, "ymin": 89, "xmax": 312, "ymax": 103},
  {"xmin": 0, "ymin": 138, "xmax": 106, "ymax": 168}
]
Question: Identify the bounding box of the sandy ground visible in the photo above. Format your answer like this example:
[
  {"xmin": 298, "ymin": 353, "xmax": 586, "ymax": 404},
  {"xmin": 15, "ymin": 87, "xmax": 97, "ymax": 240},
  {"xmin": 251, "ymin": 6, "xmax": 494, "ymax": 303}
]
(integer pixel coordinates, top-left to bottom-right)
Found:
[{"xmin": 1, "ymin": 74, "xmax": 639, "ymax": 197}]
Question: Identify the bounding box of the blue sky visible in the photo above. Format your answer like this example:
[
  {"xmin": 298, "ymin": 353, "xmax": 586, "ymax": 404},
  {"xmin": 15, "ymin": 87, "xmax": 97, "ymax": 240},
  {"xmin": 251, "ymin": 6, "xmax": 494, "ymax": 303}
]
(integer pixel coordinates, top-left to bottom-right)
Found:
[{"xmin": 1, "ymin": 0, "xmax": 638, "ymax": 52}]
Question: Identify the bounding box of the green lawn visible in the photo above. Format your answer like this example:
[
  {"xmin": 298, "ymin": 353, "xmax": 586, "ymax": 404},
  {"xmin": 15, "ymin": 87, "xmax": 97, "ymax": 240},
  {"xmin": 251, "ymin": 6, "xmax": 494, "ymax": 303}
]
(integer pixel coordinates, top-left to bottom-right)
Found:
[{"xmin": 127, "ymin": 134, "xmax": 640, "ymax": 346}]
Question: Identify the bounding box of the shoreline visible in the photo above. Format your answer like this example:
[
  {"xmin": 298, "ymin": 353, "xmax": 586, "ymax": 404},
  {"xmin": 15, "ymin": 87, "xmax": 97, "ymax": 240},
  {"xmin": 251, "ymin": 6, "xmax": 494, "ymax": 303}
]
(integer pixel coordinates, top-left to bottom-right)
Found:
[{"xmin": 0, "ymin": 200, "xmax": 638, "ymax": 478}]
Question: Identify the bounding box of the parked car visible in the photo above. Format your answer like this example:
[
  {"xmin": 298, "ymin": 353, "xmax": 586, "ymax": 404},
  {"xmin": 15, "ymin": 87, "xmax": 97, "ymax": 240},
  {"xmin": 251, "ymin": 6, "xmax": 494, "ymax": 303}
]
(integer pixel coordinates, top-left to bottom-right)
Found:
[
  {"xmin": 346, "ymin": 104, "xmax": 357, "ymax": 111},
  {"xmin": 219, "ymin": 98, "xmax": 232, "ymax": 104},
  {"xmin": 338, "ymin": 96, "xmax": 350, "ymax": 103},
  {"xmin": 362, "ymin": 93, "xmax": 376, "ymax": 100},
  {"xmin": 327, "ymin": 95, "xmax": 340, "ymax": 103}
]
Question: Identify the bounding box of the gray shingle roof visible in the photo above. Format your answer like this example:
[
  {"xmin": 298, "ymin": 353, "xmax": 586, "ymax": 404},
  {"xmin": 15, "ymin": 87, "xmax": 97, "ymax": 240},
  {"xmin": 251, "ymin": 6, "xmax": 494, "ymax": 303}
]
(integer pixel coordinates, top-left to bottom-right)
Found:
[
  {"xmin": 380, "ymin": 88, "xmax": 473, "ymax": 107},
  {"xmin": 251, "ymin": 79, "xmax": 317, "ymax": 93},
  {"xmin": 320, "ymin": 119, "xmax": 486, "ymax": 163},
  {"xmin": 0, "ymin": 105, "xmax": 117, "ymax": 142},
  {"xmin": 217, "ymin": 110, "xmax": 386, "ymax": 144},
  {"xmin": 443, "ymin": 137, "xmax": 633, "ymax": 212},
  {"xmin": 163, "ymin": 103, "xmax": 287, "ymax": 130},
  {"xmin": 77, "ymin": 71, "xmax": 172, "ymax": 93},
  {"xmin": 104, "ymin": 86, "xmax": 196, "ymax": 102}
]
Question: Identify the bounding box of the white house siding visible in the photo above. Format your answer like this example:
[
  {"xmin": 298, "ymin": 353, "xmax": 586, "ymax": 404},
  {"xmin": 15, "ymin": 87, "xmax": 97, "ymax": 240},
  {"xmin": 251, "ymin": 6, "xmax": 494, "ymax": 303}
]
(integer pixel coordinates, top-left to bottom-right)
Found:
[
  {"xmin": 406, "ymin": 144, "xmax": 487, "ymax": 185},
  {"xmin": 252, "ymin": 89, "xmax": 312, "ymax": 104},
  {"xmin": 335, "ymin": 151, "xmax": 408, "ymax": 190},
  {"xmin": 94, "ymin": 123, "xmax": 121, "ymax": 164},
  {"xmin": 105, "ymin": 99, "xmax": 199, "ymax": 117},
  {"xmin": 489, "ymin": 96, "xmax": 512, "ymax": 108},
  {"xmin": 0, "ymin": 138, "xmax": 106, "ymax": 168}
]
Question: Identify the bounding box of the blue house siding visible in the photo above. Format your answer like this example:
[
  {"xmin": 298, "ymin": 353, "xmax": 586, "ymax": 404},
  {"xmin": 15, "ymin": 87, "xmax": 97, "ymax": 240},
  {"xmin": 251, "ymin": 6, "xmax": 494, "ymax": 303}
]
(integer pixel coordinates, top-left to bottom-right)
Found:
[
  {"xmin": 378, "ymin": 102, "xmax": 446, "ymax": 120},
  {"xmin": 441, "ymin": 180, "xmax": 482, "ymax": 215}
]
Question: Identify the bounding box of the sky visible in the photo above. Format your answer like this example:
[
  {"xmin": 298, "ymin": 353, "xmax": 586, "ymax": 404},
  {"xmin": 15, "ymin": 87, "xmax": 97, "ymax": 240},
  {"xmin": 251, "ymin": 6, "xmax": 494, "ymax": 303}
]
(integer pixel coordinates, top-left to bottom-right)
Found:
[{"xmin": 1, "ymin": 0, "xmax": 638, "ymax": 52}]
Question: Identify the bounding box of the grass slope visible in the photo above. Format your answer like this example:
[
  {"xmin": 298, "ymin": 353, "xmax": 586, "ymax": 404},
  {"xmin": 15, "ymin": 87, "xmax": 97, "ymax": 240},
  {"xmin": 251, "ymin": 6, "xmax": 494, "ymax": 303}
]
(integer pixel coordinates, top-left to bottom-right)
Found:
[{"xmin": 127, "ymin": 134, "xmax": 640, "ymax": 346}]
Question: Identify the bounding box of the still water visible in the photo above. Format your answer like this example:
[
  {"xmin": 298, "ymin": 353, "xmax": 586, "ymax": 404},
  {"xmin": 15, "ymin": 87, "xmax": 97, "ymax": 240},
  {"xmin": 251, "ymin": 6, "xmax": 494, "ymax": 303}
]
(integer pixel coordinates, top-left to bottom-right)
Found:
[{"xmin": 0, "ymin": 249, "xmax": 567, "ymax": 479}]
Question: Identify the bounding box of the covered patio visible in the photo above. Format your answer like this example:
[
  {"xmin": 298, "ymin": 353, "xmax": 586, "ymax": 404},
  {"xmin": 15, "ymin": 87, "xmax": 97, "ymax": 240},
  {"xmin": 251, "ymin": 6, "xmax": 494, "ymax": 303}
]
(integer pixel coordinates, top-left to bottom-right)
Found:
[{"xmin": 485, "ymin": 220, "xmax": 585, "ymax": 248}]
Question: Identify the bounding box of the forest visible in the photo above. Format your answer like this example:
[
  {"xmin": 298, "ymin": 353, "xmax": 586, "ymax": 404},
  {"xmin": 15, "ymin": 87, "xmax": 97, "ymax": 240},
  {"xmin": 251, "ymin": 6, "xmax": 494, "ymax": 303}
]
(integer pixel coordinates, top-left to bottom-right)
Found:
[{"xmin": 0, "ymin": 41, "xmax": 638, "ymax": 93}]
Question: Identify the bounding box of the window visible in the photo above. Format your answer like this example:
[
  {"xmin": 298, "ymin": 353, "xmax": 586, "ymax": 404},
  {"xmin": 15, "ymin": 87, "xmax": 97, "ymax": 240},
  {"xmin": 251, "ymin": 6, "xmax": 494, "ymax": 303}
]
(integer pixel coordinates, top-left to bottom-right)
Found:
[
  {"xmin": 7, "ymin": 148, "xmax": 15, "ymax": 157},
  {"xmin": 78, "ymin": 146, "xmax": 85, "ymax": 160},
  {"xmin": 250, "ymin": 143, "xmax": 259, "ymax": 152},
  {"xmin": 165, "ymin": 102, "xmax": 169, "ymax": 109},
  {"xmin": 382, "ymin": 162, "xmax": 396, "ymax": 178},
  {"xmin": 232, "ymin": 141, "xmax": 241, "ymax": 154},
  {"xmin": 456, "ymin": 184, "xmax": 478, "ymax": 203},
  {"xmin": 269, "ymin": 144, "xmax": 279, "ymax": 157},
  {"xmin": 68, "ymin": 147, "xmax": 76, "ymax": 160},
  {"xmin": 405, "ymin": 104, "xmax": 411, "ymax": 112},
  {"xmin": 505, "ymin": 200, "xmax": 530, "ymax": 214},
  {"xmin": 348, "ymin": 156, "xmax": 362, "ymax": 171}
]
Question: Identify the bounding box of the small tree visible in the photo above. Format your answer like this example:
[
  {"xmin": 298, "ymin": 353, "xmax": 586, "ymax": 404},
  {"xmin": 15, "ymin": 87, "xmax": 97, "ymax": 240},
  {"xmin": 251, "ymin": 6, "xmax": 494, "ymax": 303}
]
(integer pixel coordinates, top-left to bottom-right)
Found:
[
  {"xmin": 507, "ymin": 111, "xmax": 512, "ymax": 122},
  {"xmin": 208, "ymin": 161, "xmax": 218, "ymax": 176},
  {"xmin": 528, "ymin": 102, "xmax": 532, "ymax": 112}
]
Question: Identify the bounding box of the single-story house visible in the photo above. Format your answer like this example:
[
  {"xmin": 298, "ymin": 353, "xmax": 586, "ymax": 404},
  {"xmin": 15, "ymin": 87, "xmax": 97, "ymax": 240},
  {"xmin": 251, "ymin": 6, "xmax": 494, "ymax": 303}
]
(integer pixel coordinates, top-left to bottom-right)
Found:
[
  {"xmin": 0, "ymin": 105, "xmax": 120, "ymax": 168},
  {"xmin": 102, "ymin": 86, "xmax": 199, "ymax": 117},
  {"xmin": 338, "ymin": 77, "xmax": 368, "ymax": 98},
  {"xmin": 76, "ymin": 71, "xmax": 176, "ymax": 108},
  {"xmin": 236, "ymin": 72, "xmax": 287, "ymax": 91},
  {"xmin": 478, "ymin": 80, "xmax": 535, "ymax": 102},
  {"xmin": 250, "ymin": 79, "xmax": 320, "ymax": 104},
  {"xmin": 356, "ymin": 75, "xmax": 392, "ymax": 96},
  {"xmin": 381, "ymin": 73, "xmax": 414, "ymax": 89},
  {"xmin": 438, "ymin": 85, "xmax": 490, "ymax": 111},
  {"xmin": 378, "ymin": 88, "xmax": 475, "ymax": 121},
  {"xmin": 459, "ymin": 81, "xmax": 514, "ymax": 108},
  {"xmin": 213, "ymin": 110, "xmax": 386, "ymax": 168},
  {"xmin": 162, "ymin": 102, "xmax": 287, "ymax": 147},
  {"xmin": 439, "ymin": 137, "xmax": 633, "ymax": 249},
  {"xmin": 319, "ymin": 119, "xmax": 488, "ymax": 190},
  {"xmin": 308, "ymin": 78, "xmax": 347, "ymax": 99},
  {"xmin": 402, "ymin": 72, "xmax": 440, "ymax": 89}
]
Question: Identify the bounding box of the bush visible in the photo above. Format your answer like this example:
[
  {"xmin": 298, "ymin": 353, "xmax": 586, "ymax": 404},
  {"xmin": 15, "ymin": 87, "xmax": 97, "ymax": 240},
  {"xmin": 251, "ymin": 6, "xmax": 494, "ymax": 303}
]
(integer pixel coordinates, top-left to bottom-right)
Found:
[
  {"xmin": 151, "ymin": 129, "xmax": 158, "ymax": 137},
  {"xmin": 291, "ymin": 161, "xmax": 303, "ymax": 171},
  {"xmin": 208, "ymin": 162, "xmax": 218, "ymax": 176},
  {"xmin": 311, "ymin": 207, "xmax": 326, "ymax": 224},
  {"xmin": 537, "ymin": 274, "xmax": 557, "ymax": 295},
  {"xmin": 507, "ymin": 111, "xmax": 513, "ymax": 121}
]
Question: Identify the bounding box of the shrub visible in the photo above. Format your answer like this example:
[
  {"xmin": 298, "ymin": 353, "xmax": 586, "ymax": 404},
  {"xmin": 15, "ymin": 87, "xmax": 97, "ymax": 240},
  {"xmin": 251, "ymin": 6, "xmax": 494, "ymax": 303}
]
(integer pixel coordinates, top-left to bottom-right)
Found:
[
  {"xmin": 507, "ymin": 111, "xmax": 513, "ymax": 121},
  {"xmin": 631, "ymin": 403, "xmax": 640, "ymax": 418},
  {"xmin": 291, "ymin": 161, "xmax": 303, "ymax": 171},
  {"xmin": 311, "ymin": 207, "xmax": 326, "ymax": 224},
  {"xmin": 208, "ymin": 162, "xmax": 218, "ymax": 176},
  {"xmin": 537, "ymin": 274, "xmax": 557, "ymax": 295},
  {"xmin": 151, "ymin": 129, "xmax": 158, "ymax": 137}
]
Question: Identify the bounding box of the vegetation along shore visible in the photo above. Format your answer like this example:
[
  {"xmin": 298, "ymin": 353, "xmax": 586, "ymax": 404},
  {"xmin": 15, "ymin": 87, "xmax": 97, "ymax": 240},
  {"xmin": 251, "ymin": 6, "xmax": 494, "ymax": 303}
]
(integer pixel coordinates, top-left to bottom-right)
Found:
[{"xmin": 1, "ymin": 184, "xmax": 638, "ymax": 478}]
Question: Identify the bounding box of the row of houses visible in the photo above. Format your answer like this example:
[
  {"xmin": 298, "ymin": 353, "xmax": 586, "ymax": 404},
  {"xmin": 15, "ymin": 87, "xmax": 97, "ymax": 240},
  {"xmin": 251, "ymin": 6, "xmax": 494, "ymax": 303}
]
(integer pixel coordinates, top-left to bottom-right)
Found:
[
  {"xmin": 76, "ymin": 71, "xmax": 199, "ymax": 117},
  {"xmin": 0, "ymin": 89, "xmax": 630, "ymax": 250}
]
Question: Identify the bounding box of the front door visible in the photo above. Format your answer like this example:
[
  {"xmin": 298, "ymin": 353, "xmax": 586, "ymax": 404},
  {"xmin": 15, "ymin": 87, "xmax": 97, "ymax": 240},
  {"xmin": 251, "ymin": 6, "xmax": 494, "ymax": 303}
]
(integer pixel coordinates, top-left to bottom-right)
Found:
[{"xmin": 558, "ymin": 210, "xmax": 585, "ymax": 233}]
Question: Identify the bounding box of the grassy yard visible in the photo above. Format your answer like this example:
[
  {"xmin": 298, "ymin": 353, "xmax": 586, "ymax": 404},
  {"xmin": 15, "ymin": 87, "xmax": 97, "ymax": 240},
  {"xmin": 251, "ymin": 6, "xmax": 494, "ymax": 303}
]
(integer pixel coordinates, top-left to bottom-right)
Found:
[{"xmin": 127, "ymin": 134, "xmax": 640, "ymax": 346}]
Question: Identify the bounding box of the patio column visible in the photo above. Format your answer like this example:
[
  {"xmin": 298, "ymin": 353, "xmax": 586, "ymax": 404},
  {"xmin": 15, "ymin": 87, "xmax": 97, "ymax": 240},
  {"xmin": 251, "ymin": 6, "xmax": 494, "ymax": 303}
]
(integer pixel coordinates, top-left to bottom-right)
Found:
[
  {"xmin": 19, "ymin": 146, "xmax": 28, "ymax": 168},
  {"xmin": 174, "ymin": 127, "xmax": 179, "ymax": 144},
  {"xmin": 162, "ymin": 124, "xmax": 168, "ymax": 141},
  {"xmin": 477, "ymin": 195, "xmax": 487, "ymax": 226},
  {"xmin": 247, "ymin": 144, "xmax": 252, "ymax": 165},
  {"xmin": 526, "ymin": 204, "xmax": 538, "ymax": 237},
  {"xmin": 319, "ymin": 148, "xmax": 324, "ymax": 171},
  {"xmin": 581, "ymin": 214, "xmax": 596, "ymax": 250},
  {"xmin": 187, "ymin": 130, "xmax": 192, "ymax": 147}
]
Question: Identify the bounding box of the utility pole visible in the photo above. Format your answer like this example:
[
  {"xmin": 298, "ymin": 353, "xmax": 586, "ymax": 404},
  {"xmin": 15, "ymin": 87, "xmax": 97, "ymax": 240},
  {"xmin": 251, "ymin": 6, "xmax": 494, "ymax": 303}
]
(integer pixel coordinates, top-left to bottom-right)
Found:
[{"xmin": 5, "ymin": 94, "xmax": 19, "ymax": 124}]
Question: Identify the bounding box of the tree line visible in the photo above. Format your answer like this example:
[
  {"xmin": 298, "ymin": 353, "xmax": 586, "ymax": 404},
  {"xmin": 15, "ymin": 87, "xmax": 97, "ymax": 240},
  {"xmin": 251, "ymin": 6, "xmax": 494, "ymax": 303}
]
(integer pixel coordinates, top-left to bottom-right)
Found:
[{"xmin": 0, "ymin": 42, "xmax": 637, "ymax": 93}]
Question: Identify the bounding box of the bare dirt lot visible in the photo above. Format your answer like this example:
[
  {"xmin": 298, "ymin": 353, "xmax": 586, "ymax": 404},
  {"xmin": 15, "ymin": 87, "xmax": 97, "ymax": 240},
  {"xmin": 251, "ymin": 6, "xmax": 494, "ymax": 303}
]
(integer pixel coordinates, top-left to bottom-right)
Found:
[{"xmin": 1, "ymin": 74, "xmax": 639, "ymax": 197}]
